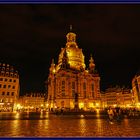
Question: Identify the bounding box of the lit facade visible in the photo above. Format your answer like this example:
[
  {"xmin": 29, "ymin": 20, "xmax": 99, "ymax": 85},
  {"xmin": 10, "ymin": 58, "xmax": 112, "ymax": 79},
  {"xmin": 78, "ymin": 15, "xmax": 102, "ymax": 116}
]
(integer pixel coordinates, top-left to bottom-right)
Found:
[
  {"xmin": 100, "ymin": 92, "xmax": 107, "ymax": 108},
  {"xmin": 47, "ymin": 29, "xmax": 100, "ymax": 110},
  {"xmin": 132, "ymin": 72, "xmax": 140, "ymax": 106},
  {"xmin": 0, "ymin": 63, "xmax": 20, "ymax": 111},
  {"xmin": 19, "ymin": 93, "xmax": 45, "ymax": 111},
  {"xmin": 104, "ymin": 86, "xmax": 133, "ymax": 107}
]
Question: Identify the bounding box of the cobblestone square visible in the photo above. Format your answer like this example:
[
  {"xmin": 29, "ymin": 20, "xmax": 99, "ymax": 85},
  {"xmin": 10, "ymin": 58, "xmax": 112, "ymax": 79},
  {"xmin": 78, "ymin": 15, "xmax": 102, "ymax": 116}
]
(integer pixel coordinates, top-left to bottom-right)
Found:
[{"xmin": 0, "ymin": 113, "xmax": 140, "ymax": 137}]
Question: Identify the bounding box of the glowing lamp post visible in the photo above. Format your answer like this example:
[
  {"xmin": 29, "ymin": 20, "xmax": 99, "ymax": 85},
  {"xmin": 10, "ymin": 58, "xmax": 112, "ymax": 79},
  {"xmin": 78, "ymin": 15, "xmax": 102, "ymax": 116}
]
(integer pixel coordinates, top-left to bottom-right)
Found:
[
  {"xmin": 16, "ymin": 104, "xmax": 22, "ymax": 111},
  {"xmin": 46, "ymin": 103, "xmax": 49, "ymax": 108},
  {"xmin": 96, "ymin": 103, "xmax": 100, "ymax": 108},
  {"xmin": 137, "ymin": 103, "xmax": 140, "ymax": 108},
  {"xmin": 79, "ymin": 102, "xmax": 84, "ymax": 109}
]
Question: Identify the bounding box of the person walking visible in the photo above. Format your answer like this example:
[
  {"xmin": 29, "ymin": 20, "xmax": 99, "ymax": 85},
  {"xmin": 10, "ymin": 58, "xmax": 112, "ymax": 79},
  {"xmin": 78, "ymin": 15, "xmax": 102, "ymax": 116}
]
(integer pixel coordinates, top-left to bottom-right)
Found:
[{"xmin": 107, "ymin": 107, "xmax": 114, "ymax": 124}]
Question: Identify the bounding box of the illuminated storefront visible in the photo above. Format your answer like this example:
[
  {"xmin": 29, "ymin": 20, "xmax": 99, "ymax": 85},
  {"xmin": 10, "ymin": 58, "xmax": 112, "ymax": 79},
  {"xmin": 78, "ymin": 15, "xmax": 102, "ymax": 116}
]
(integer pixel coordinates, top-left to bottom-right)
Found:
[{"xmin": 18, "ymin": 93, "xmax": 46, "ymax": 112}]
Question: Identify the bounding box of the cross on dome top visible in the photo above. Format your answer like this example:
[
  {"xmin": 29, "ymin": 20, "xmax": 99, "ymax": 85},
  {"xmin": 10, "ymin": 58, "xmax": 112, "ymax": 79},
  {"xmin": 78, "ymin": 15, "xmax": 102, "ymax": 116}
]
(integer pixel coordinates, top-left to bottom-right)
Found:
[{"xmin": 70, "ymin": 25, "xmax": 72, "ymax": 31}]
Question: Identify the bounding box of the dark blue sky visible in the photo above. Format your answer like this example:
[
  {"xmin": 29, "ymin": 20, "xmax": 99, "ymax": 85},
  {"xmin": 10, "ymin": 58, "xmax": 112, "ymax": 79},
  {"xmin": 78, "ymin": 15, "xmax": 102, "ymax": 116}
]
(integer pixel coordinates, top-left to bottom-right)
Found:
[{"xmin": 0, "ymin": 5, "xmax": 139, "ymax": 94}]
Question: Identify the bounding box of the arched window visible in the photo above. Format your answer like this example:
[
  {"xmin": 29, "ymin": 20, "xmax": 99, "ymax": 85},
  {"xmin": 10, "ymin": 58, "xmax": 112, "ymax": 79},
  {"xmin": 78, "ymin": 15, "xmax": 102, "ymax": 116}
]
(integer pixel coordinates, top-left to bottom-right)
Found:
[
  {"xmin": 62, "ymin": 80, "xmax": 65, "ymax": 96},
  {"xmin": 91, "ymin": 83, "xmax": 94, "ymax": 97},
  {"xmin": 83, "ymin": 82, "xmax": 86, "ymax": 98},
  {"xmin": 72, "ymin": 82, "xmax": 75, "ymax": 97}
]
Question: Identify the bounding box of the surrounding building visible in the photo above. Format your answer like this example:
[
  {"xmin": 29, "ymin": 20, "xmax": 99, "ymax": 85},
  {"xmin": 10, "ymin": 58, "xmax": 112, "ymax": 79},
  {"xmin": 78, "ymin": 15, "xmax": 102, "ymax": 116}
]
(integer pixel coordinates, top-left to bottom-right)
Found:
[
  {"xmin": 0, "ymin": 63, "xmax": 20, "ymax": 112},
  {"xmin": 18, "ymin": 93, "xmax": 46, "ymax": 111},
  {"xmin": 100, "ymin": 92, "xmax": 107, "ymax": 108},
  {"xmin": 132, "ymin": 71, "xmax": 140, "ymax": 106},
  {"xmin": 47, "ymin": 28, "xmax": 101, "ymax": 110},
  {"xmin": 103, "ymin": 86, "xmax": 133, "ymax": 108}
]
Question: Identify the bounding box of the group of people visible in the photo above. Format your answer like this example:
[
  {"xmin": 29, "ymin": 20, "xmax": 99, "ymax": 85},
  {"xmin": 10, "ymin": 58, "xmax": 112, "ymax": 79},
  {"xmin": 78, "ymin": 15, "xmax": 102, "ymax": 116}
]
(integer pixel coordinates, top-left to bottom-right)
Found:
[
  {"xmin": 107, "ymin": 106, "xmax": 140, "ymax": 123},
  {"xmin": 107, "ymin": 107, "xmax": 123, "ymax": 123}
]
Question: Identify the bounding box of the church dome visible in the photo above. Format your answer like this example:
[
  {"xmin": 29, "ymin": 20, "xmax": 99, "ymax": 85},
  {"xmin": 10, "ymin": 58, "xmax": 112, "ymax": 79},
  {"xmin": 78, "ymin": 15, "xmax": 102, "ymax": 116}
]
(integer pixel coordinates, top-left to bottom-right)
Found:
[{"xmin": 56, "ymin": 31, "xmax": 86, "ymax": 71}]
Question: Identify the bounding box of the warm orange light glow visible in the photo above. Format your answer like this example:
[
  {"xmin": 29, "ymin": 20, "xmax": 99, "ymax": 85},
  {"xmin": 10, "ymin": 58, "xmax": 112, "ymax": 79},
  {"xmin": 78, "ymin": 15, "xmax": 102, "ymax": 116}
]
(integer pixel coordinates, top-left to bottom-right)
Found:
[
  {"xmin": 46, "ymin": 103, "xmax": 49, "ymax": 107},
  {"xmin": 16, "ymin": 104, "xmax": 21, "ymax": 108},
  {"xmin": 80, "ymin": 115, "xmax": 84, "ymax": 118},
  {"xmin": 89, "ymin": 103, "xmax": 94, "ymax": 108},
  {"xmin": 126, "ymin": 104, "xmax": 130, "ymax": 107},
  {"xmin": 15, "ymin": 112, "xmax": 20, "ymax": 119},
  {"xmin": 113, "ymin": 104, "xmax": 117, "ymax": 107},
  {"xmin": 47, "ymin": 29, "xmax": 100, "ymax": 110},
  {"xmin": 96, "ymin": 109, "xmax": 100, "ymax": 117},
  {"xmin": 53, "ymin": 69, "xmax": 56, "ymax": 74},
  {"xmin": 96, "ymin": 103, "xmax": 99, "ymax": 107},
  {"xmin": 79, "ymin": 102, "xmax": 84, "ymax": 108}
]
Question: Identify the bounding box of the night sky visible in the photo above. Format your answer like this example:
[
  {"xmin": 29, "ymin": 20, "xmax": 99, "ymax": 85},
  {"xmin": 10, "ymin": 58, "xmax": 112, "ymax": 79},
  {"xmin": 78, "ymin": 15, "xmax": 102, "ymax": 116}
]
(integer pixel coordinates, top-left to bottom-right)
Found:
[{"xmin": 0, "ymin": 5, "xmax": 140, "ymax": 95}]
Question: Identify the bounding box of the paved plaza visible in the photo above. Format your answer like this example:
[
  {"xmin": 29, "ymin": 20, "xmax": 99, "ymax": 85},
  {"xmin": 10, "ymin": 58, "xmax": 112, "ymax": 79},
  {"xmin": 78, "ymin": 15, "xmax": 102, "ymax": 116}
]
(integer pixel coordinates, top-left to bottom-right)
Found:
[{"xmin": 0, "ymin": 113, "xmax": 140, "ymax": 137}]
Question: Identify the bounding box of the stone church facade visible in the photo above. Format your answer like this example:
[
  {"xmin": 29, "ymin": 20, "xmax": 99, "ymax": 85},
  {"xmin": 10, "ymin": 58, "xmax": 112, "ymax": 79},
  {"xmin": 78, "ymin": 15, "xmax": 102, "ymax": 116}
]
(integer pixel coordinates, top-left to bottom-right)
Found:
[{"xmin": 47, "ymin": 29, "xmax": 100, "ymax": 110}]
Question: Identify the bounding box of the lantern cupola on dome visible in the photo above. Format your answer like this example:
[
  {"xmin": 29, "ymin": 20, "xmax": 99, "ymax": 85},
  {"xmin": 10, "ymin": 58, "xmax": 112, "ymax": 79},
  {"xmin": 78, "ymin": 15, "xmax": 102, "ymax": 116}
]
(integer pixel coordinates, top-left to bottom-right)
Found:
[{"xmin": 57, "ymin": 25, "xmax": 86, "ymax": 71}]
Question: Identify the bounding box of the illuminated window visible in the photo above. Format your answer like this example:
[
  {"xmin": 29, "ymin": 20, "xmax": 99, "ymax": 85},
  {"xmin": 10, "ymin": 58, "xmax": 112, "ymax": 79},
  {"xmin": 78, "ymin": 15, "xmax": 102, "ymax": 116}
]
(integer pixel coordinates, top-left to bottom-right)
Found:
[
  {"xmin": 91, "ymin": 83, "xmax": 94, "ymax": 97},
  {"xmin": 83, "ymin": 82, "xmax": 86, "ymax": 98},
  {"xmin": 1, "ymin": 72, "xmax": 4, "ymax": 76},
  {"xmin": 5, "ymin": 98, "xmax": 8, "ymax": 102},
  {"xmin": 62, "ymin": 80, "xmax": 65, "ymax": 96},
  {"xmin": 61, "ymin": 101, "xmax": 64, "ymax": 108},
  {"xmin": 83, "ymin": 82, "xmax": 86, "ymax": 90},
  {"xmin": 72, "ymin": 82, "xmax": 75, "ymax": 97},
  {"xmin": 6, "ymin": 73, "xmax": 9, "ymax": 76}
]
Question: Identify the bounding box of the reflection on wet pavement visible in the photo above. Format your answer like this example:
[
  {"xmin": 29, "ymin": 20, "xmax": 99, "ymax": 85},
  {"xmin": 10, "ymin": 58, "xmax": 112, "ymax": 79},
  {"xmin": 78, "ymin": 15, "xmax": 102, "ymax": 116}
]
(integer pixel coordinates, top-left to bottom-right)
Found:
[{"xmin": 0, "ymin": 112, "xmax": 140, "ymax": 137}]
